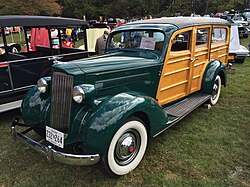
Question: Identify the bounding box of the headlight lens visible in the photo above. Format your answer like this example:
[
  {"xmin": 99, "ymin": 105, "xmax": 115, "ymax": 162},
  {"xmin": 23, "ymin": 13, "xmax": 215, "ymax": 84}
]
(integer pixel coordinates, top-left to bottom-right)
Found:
[
  {"xmin": 73, "ymin": 86, "xmax": 85, "ymax": 103},
  {"xmin": 37, "ymin": 78, "xmax": 48, "ymax": 93}
]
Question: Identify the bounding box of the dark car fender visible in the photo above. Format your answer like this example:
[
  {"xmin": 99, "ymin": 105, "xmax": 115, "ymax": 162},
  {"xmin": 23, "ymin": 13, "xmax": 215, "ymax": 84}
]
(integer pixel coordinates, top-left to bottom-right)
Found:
[
  {"xmin": 76, "ymin": 92, "xmax": 167, "ymax": 155},
  {"xmin": 201, "ymin": 60, "xmax": 227, "ymax": 95}
]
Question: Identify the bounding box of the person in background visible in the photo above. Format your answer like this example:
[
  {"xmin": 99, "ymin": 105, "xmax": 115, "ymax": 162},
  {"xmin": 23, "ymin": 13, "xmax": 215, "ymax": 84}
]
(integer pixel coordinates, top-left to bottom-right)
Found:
[
  {"xmin": 66, "ymin": 28, "xmax": 72, "ymax": 40},
  {"xmin": 95, "ymin": 28, "xmax": 110, "ymax": 55}
]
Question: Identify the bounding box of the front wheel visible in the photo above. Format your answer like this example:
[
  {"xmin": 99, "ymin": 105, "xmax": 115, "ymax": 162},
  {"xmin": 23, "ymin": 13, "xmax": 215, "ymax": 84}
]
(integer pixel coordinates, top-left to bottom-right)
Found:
[
  {"xmin": 209, "ymin": 75, "xmax": 222, "ymax": 105},
  {"xmin": 102, "ymin": 117, "xmax": 148, "ymax": 176}
]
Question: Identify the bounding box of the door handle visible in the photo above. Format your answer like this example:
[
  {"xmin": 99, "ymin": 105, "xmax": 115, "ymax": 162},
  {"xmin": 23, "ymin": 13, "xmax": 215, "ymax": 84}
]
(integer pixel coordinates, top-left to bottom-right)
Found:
[{"xmin": 190, "ymin": 58, "xmax": 199, "ymax": 63}]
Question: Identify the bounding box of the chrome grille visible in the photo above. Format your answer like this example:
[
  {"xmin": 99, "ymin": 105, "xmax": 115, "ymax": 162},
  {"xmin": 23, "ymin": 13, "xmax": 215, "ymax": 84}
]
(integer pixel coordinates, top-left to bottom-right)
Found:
[{"xmin": 51, "ymin": 72, "xmax": 73, "ymax": 131}]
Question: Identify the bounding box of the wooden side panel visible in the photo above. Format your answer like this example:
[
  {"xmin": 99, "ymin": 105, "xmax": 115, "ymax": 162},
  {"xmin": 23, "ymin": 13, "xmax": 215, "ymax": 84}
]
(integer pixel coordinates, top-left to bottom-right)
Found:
[
  {"xmin": 210, "ymin": 26, "xmax": 230, "ymax": 66},
  {"xmin": 156, "ymin": 25, "xmax": 230, "ymax": 106},
  {"xmin": 157, "ymin": 28, "xmax": 193, "ymax": 106},
  {"xmin": 191, "ymin": 47, "xmax": 208, "ymax": 93},
  {"xmin": 210, "ymin": 44, "xmax": 229, "ymax": 65},
  {"xmin": 157, "ymin": 51, "xmax": 191, "ymax": 105},
  {"xmin": 190, "ymin": 26, "xmax": 211, "ymax": 93}
]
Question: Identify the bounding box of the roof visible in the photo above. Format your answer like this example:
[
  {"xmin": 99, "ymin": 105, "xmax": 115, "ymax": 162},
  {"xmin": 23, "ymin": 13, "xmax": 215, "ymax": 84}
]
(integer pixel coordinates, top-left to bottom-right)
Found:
[
  {"xmin": 126, "ymin": 17, "xmax": 230, "ymax": 28},
  {"xmin": 0, "ymin": 15, "xmax": 88, "ymax": 28}
]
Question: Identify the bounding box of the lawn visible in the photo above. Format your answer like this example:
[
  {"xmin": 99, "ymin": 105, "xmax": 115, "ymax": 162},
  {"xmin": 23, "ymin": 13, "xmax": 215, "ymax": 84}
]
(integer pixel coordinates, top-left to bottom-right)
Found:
[{"xmin": 0, "ymin": 38, "xmax": 249, "ymax": 187}]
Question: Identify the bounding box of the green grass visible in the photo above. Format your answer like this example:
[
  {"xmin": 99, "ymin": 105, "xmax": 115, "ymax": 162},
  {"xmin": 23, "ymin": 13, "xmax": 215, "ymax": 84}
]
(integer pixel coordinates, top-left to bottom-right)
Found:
[{"xmin": 0, "ymin": 38, "xmax": 249, "ymax": 186}]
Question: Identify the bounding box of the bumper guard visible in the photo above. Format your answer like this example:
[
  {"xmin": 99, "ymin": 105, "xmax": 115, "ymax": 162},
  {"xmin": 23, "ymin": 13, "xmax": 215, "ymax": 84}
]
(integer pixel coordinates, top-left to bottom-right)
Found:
[{"xmin": 11, "ymin": 119, "xmax": 100, "ymax": 166}]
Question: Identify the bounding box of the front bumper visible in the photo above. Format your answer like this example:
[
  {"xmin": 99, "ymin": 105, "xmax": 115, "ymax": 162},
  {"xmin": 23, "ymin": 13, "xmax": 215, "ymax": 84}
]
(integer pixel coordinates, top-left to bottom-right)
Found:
[{"xmin": 11, "ymin": 119, "xmax": 100, "ymax": 166}]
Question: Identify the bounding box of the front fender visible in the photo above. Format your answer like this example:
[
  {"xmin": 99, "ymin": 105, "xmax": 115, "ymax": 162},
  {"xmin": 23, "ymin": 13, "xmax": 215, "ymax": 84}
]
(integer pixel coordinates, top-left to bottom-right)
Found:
[
  {"xmin": 78, "ymin": 92, "xmax": 167, "ymax": 155},
  {"xmin": 21, "ymin": 86, "xmax": 50, "ymax": 125},
  {"xmin": 201, "ymin": 60, "xmax": 227, "ymax": 95}
]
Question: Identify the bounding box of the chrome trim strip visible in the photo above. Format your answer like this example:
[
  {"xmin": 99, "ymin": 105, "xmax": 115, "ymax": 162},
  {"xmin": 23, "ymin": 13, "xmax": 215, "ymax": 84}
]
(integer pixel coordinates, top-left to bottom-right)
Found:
[
  {"xmin": 0, "ymin": 100, "xmax": 22, "ymax": 113},
  {"xmin": 7, "ymin": 51, "xmax": 87, "ymax": 63},
  {"xmin": 0, "ymin": 85, "xmax": 33, "ymax": 94},
  {"xmin": 11, "ymin": 125, "xmax": 100, "ymax": 166},
  {"xmin": 13, "ymin": 85, "xmax": 34, "ymax": 91}
]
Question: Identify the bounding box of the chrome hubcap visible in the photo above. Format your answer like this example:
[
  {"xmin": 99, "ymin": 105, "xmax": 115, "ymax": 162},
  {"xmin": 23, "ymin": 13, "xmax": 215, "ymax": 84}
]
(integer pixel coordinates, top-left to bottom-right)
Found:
[{"xmin": 115, "ymin": 129, "xmax": 141, "ymax": 166}]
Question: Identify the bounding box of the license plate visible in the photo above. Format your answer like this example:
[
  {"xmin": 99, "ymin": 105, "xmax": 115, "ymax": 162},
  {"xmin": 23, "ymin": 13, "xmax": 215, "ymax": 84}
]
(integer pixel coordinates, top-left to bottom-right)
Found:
[{"xmin": 46, "ymin": 126, "xmax": 64, "ymax": 148}]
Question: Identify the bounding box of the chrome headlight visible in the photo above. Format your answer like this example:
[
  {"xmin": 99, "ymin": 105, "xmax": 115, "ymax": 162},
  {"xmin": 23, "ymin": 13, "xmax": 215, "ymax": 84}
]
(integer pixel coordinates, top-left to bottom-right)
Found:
[
  {"xmin": 73, "ymin": 86, "xmax": 85, "ymax": 103},
  {"xmin": 37, "ymin": 78, "xmax": 48, "ymax": 93}
]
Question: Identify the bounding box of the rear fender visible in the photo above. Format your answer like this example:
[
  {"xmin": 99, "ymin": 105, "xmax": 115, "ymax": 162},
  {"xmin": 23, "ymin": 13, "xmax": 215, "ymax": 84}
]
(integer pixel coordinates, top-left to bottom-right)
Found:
[{"xmin": 201, "ymin": 60, "xmax": 227, "ymax": 95}]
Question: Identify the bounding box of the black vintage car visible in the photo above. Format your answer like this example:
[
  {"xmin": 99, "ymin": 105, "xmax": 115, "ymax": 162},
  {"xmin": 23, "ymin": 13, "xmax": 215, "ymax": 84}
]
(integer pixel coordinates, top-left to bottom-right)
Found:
[{"xmin": 0, "ymin": 16, "xmax": 89, "ymax": 113}]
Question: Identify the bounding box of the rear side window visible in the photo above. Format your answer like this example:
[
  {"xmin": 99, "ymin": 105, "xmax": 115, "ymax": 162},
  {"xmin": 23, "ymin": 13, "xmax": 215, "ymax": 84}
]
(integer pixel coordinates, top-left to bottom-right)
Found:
[
  {"xmin": 196, "ymin": 28, "xmax": 209, "ymax": 47},
  {"xmin": 212, "ymin": 28, "xmax": 227, "ymax": 44},
  {"xmin": 170, "ymin": 30, "xmax": 192, "ymax": 51}
]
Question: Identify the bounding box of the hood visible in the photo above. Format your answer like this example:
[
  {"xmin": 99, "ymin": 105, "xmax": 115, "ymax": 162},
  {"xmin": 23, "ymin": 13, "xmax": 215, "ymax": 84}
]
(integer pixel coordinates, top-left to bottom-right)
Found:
[
  {"xmin": 52, "ymin": 51, "xmax": 161, "ymax": 90},
  {"xmin": 51, "ymin": 51, "xmax": 162, "ymax": 100},
  {"xmin": 72, "ymin": 52, "xmax": 160, "ymax": 75}
]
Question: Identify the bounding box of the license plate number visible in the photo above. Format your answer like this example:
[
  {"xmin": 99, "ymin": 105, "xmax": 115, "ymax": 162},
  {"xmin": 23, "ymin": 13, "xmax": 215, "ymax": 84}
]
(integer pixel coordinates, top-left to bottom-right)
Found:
[{"xmin": 46, "ymin": 126, "xmax": 64, "ymax": 148}]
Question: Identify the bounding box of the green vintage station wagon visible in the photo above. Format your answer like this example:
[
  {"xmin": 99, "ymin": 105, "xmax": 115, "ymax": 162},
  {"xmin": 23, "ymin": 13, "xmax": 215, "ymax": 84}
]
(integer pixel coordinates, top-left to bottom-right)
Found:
[{"xmin": 12, "ymin": 17, "xmax": 230, "ymax": 176}]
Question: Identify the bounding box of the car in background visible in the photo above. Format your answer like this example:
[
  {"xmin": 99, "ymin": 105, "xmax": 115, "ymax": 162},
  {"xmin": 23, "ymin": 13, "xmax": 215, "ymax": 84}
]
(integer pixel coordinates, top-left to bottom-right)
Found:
[
  {"xmin": 228, "ymin": 25, "xmax": 249, "ymax": 63},
  {"xmin": 232, "ymin": 15, "xmax": 248, "ymax": 26},
  {"xmin": 0, "ymin": 15, "xmax": 89, "ymax": 113},
  {"xmin": 224, "ymin": 16, "xmax": 249, "ymax": 38},
  {"xmin": 242, "ymin": 11, "xmax": 250, "ymax": 25},
  {"xmin": 237, "ymin": 24, "xmax": 249, "ymax": 38},
  {"xmin": 0, "ymin": 43, "xmax": 21, "ymax": 53}
]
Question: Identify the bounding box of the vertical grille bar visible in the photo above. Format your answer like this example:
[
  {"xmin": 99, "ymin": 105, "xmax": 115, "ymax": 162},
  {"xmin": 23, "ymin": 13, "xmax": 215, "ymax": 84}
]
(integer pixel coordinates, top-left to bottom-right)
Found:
[{"xmin": 51, "ymin": 72, "xmax": 73, "ymax": 131}]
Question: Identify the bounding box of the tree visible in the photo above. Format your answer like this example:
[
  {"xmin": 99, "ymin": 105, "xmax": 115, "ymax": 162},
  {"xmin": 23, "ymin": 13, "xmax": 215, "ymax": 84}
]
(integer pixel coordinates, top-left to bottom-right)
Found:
[
  {"xmin": 1, "ymin": 0, "xmax": 249, "ymax": 19},
  {"xmin": 0, "ymin": 0, "xmax": 61, "ymax": 16}
]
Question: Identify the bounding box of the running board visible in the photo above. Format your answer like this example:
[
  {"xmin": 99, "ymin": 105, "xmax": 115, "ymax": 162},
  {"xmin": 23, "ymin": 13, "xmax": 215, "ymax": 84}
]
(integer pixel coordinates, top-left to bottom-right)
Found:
[
  {"xmin": 153, "ymin": 93, "xmax": 211, "ymax": 137},
  {"xmin": 164, "ymin": 93, "xmax": 211, "ymax": 118}
]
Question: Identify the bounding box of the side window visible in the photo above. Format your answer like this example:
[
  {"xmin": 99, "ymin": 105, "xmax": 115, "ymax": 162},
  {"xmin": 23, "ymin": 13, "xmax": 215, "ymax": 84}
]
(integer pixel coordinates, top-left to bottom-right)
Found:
[
  {"xmin": 196, "ymin": 28, "xmax": 209, "ymax": 47},
  {"xmin": 212, "ymin": 28, "xmax": 227, "ymax": 44},
  {"xmin": 0, "ymin": 26, "xmax": 26, "ymax": 58},
  {"xmin": 171, "ymin": 30, "xmax": 191, "ymax": 51},
  {"xmin": 153, "ymin": 32, "xmax": 165, "ymax": 51}
]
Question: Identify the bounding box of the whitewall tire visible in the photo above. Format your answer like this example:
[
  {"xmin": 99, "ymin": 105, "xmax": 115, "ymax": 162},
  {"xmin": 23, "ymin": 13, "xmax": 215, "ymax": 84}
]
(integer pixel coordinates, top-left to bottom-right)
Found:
[
  {"xmin": 210, "ymin": 75, "xmax": 222, "ymax": 105},
  {"xmin": 103, "ymin": 117, "xmax": 148, "ymax": 176}
]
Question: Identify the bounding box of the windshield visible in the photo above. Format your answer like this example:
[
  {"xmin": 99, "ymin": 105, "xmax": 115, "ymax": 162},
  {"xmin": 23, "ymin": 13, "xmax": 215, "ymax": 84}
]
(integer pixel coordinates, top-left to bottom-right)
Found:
[{"xmin": 107, "ymin": 30, "xmax": 165, "ymax": 54}]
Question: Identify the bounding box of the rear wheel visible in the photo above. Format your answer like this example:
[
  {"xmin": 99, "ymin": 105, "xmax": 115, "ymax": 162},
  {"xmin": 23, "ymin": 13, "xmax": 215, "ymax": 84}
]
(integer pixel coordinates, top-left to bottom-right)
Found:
[
  {"xmin": 209, "ymin": 75, "xmax": 221, "ymax": 105},
  {"xmin": 102, "ymin": 117, "xmax": 148, "ymax": 176}
]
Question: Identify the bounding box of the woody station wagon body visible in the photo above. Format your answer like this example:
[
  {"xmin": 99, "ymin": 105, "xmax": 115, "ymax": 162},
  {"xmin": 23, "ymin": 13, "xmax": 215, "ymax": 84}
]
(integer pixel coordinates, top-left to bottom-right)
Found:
[{"xmin": 12, "ymin": 17, "xmax": 230, "ymax": 176}]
